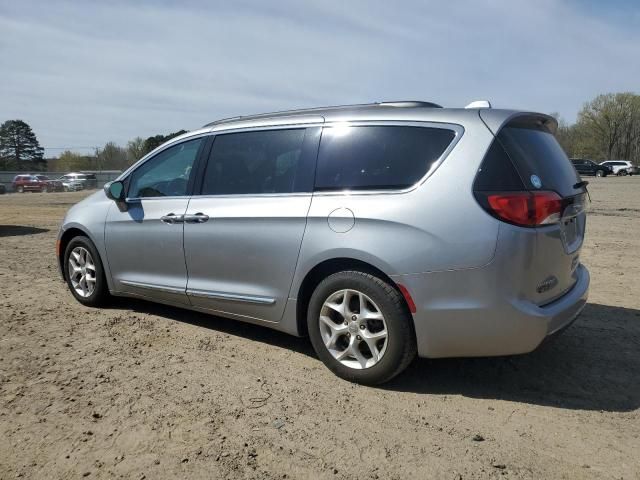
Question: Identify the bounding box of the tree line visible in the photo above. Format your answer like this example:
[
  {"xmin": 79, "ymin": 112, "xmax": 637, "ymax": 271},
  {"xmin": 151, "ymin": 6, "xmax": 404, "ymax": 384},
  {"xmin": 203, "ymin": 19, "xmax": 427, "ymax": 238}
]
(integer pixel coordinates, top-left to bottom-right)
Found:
[
  {"xmin": 554, "ymin": 92, "xmax": 640, "ymax": 164},
  {"xmin": 1, "ymin": 91, "xmax": 639, "ymax": 172},
  {"xmin": 0, "ymin": 120, "xmax": 186, "ymax": 171}
]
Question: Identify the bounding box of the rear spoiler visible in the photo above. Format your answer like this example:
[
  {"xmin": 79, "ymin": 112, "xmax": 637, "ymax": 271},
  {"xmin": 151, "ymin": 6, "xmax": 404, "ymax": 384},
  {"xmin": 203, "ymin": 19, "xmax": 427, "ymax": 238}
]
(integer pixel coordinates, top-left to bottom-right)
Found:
[{"xmin": 479, "ymin": 110, "xmax": 558, "ymax": 136}]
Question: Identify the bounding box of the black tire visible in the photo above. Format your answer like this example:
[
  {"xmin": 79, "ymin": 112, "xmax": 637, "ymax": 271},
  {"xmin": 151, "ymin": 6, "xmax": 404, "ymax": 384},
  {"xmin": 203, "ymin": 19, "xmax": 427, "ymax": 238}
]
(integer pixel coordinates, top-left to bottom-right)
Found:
[
  {"xmin": 16, "ymin": 185, "xmax": 24, "ymax": 193},
  {"xmin": 307, "ymin": 271, "xmax": 416, "ymax": 385},
  {"xmin": 41, "ymin": 185, "xmax": 48, "ymax": 193},
  {"xmin": 63, "ymin": 236, "xmax": 110, "ymax": 307},
  {"xmin": 595, "ymin": 170, "xmax": 604, "ymax": 177},
  {"xmin": 620, "ymin": 170, "xmax": 628, "ymax": 176}
]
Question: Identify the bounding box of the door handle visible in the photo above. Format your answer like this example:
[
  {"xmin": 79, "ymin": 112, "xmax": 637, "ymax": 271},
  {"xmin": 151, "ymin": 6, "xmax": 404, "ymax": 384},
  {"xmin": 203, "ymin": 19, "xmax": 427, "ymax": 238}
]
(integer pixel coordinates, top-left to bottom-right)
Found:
[
  {"xmin": 160, "ymin": 213, "xmax": 185, "ymax": 224},
  {"xmin": 184, "ymin": 212, "xmax": 210, "ymax": 223}
]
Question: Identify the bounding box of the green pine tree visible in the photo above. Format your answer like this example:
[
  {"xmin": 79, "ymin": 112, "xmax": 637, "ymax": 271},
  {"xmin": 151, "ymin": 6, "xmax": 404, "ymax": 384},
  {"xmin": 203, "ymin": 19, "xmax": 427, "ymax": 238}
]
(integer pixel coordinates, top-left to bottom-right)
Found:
[{"xmin": 0, "ymin": 120, "xmax": 46, "ymax": 171}]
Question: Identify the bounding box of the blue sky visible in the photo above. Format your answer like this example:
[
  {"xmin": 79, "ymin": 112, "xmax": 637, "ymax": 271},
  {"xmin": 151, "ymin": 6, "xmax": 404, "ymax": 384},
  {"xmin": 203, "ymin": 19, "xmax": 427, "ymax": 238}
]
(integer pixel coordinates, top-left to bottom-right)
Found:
[{"xmin": 1, "ymin": 0, "xmax": 639, "ymax": 156}]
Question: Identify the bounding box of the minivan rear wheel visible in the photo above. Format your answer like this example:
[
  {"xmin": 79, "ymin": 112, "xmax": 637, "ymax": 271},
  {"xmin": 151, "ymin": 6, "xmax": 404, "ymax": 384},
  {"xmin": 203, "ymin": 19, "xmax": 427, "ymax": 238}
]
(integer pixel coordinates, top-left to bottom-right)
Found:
[
  {"xmin": 307, "ymin": 271, "xmax": 416, "ymax": 385},
  {"xmin": 64, "ymin": 236, "xmax": 109, "ymax": 306}
]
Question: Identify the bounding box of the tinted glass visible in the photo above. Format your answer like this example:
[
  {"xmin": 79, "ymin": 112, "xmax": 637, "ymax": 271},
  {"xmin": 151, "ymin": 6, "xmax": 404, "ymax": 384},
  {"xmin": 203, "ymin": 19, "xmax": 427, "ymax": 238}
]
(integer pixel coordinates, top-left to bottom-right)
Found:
[
  {"xmin": 202, "ymin": 129, "xmax": 306, "ymax": 195},
  {"xmin": 315, "ymin": 126, "xmax": 455, "ymax": 191},
  {"xmin": 497, "ymin": 126, "xmax": 581, "ymax": 197},
  {"xmin": 129, "ymin": 138, "xmax": 202, "ymax": 198},
  {"xmin": 474, "ymin": 140, "xmax": 525, "ymax": 191}
]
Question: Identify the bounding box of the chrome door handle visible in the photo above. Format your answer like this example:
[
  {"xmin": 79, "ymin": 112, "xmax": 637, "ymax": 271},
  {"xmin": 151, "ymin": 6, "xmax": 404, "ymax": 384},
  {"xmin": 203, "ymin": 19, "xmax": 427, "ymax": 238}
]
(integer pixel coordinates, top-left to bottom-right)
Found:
[
  {"xmin": 184, "ymin": 213, "xmax": 210, "ymax": 223},
  {"xmin": 160, "ymin": 213, "xmax": 185, "ymax": 224}
]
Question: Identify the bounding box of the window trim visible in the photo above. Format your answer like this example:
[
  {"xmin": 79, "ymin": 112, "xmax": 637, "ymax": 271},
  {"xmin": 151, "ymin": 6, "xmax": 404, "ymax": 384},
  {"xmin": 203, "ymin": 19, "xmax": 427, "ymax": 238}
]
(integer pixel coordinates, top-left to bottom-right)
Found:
[
  {"xmin": 118, "ymin": 121, "xmax": 463, "ymax": 201},
  {"xmin": 313, "ymin": 120, "xmax": 463, "ymax": 197}
]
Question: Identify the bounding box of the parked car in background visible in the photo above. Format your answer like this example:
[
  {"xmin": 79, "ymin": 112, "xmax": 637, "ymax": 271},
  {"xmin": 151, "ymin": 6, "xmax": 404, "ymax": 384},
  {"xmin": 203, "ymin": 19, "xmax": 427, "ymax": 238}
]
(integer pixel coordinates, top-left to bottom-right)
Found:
[
  {"xmin": 56, "ymin": 176, "xmax": 84, "ymax": 192},
  {"xmin": 0, "ymin": 183, "xmax": 6, "ymax": 194},
  {"xmin": 36, "ymin": 175, "xmax": 64, "ymax": 192},
  {"xmin": 59, "ymin": 172, "xmax": 98, "ymax": 189},
  {"xmin": 12, "ymin": 174, "xmax": 63, "ymax": 193},
  {"xmin": 600, "ymin": 160, "xmax": 636, "ymax": 176},
  {"xmin": 571, "ymin": 158, "xmax": 612, "ymax": 177},
  {"xmin": 57, "ymin": 101, "xmax": 589, "ymax": 385}
]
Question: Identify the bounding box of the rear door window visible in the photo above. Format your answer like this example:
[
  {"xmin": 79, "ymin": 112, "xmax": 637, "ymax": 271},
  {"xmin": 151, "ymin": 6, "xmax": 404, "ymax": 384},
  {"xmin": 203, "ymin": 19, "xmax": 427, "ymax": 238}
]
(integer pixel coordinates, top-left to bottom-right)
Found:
[
  {"xmin": 315, "ymin": 125, "xmax": 455, "ymax": 191},
  {"xmin": 496, "ymin": 124, "xmax": 581, "ymax": 197},
  {"xmin": 201, "ymin": 129, "xmax": 308, "ymax": 195}
]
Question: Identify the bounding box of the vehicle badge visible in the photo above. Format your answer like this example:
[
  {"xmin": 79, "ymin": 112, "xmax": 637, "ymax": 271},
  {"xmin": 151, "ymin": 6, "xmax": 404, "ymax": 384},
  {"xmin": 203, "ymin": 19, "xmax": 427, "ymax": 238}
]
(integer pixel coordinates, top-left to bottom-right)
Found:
[{"xmin": 530, "ymin": 174, "xmax": 542, "ymax": 189}]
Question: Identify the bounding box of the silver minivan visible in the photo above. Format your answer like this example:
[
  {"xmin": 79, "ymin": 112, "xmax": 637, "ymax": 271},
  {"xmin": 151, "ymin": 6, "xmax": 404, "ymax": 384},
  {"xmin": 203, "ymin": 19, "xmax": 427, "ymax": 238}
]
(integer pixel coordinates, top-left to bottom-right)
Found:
[{"xmin": 57, "ymin": 101, "xmax": 589, "ymax": 384}]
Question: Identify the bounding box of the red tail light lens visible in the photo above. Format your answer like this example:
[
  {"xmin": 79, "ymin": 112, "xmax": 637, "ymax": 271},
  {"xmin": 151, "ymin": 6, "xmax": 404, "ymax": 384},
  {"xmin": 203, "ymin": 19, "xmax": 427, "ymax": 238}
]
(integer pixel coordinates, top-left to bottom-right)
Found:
[{"xmin": 485, "ymin": 191, "xmax": 563, "ymax": 227}]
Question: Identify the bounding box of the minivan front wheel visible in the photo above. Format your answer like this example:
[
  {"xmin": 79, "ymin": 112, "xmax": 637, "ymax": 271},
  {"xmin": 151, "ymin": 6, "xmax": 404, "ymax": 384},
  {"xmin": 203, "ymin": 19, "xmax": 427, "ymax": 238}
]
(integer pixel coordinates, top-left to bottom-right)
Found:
[
  {"xmin": 64, "ymin": 236, "xmax": 109, "ymax": 306},
  {"xmin": 307, "ymin": 271, "xmax": 416, "ymax": 385}
]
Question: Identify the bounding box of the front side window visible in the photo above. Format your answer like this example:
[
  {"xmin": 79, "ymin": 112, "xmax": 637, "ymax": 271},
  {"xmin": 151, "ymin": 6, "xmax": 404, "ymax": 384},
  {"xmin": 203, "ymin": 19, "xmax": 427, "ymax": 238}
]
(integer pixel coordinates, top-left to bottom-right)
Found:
[
  {"xmin": 315, "ymin": 125, "xmax": 456, "ymax": 191},
  {"xmin": 201, "ymin": 129, "xmax": 307, "ymax": 195},
  {"xmin": 128, "ymin": 138, "xmax": 202, "ymax": 198}
]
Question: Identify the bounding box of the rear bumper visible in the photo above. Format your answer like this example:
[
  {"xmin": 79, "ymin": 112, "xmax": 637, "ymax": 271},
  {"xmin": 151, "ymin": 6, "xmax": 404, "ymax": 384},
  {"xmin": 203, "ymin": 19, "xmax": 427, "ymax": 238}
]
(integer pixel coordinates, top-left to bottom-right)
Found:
[{"xmin": 393, "ymin": 264, "xmax": 589, "ymax": 358}]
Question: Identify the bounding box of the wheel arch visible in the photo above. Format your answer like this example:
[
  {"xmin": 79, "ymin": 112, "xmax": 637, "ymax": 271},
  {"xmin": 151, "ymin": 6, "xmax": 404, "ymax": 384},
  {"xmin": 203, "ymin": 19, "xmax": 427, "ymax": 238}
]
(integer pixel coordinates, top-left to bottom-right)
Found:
[
  {"xmin": 294, "ymin": 257, "xmax": 414, "ymax": 337},
  {"xmin": 58, "ymin": 227, "xmax": 91, "ymax": 280},
  {"xmin": 57, "ymin": 225, "xmax": 110, "ymax": 290}
]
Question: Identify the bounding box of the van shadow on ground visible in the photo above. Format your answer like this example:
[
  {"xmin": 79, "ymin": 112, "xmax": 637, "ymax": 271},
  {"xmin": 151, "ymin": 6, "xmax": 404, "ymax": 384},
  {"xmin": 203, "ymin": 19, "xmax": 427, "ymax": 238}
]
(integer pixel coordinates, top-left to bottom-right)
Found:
[
  {"xmin": 0, "ymin": 225, "xmax": 49, "ymax": 237},
  {"xmin": 115, "ymin": 299, "xmax": 639, "ymax": 413}
]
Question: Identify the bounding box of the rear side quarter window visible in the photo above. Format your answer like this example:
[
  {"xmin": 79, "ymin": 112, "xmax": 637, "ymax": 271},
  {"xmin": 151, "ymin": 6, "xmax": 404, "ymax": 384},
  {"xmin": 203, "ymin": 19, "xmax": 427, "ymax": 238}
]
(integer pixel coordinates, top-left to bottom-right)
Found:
[{"xmin": 314, "ymin": 125, "xmax": 456, "ymax": 191}]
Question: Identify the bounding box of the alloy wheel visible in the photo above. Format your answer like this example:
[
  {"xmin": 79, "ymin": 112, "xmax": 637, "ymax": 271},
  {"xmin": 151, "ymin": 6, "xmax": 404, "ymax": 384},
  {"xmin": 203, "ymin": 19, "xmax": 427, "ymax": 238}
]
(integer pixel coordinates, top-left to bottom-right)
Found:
[
  {"xmin": 68, "ymin": 246, "xmax": 97, "ymax": 297},
  {"xmin": 319, "ymin": 289, "xmax": 388, "ymax": 369}
]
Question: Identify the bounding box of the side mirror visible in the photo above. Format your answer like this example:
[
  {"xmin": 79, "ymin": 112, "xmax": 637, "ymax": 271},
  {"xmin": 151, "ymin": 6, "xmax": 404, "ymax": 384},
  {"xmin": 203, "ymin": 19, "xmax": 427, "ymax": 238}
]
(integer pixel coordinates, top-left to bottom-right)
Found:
[{"xmin": 104, "ymin": 181, "xmax": 125, "ymax": 201}]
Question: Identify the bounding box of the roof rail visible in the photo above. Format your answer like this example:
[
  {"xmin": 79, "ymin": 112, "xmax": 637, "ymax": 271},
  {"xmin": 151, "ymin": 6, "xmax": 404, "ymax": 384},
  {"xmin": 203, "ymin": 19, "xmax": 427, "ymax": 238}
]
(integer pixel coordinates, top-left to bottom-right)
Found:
[
  {"xmin": 464, "ymin": 100, "xmax": 492, "ymax": 109},
  {"xmin": 202, "ymin": 100, "xmax": 444, "ymax": 128},
  {"xmin": 379, "ymin": 101, "xmax": 442, "ymax": 108},
  {"xmin": 203, "ymin": 116, "xmax": 244, "ymax": 127}
]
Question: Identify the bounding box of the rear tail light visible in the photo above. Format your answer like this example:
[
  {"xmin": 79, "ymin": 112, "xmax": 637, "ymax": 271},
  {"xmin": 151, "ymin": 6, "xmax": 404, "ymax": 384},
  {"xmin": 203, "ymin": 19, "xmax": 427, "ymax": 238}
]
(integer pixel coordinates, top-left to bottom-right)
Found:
[{"xmin": 478, "ymin": 191, "xmax": 563, "ymax": 227}]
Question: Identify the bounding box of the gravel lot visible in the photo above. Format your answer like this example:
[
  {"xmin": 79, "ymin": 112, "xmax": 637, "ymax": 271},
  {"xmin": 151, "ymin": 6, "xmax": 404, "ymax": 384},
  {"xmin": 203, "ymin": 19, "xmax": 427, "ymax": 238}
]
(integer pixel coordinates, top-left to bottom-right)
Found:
[{"xmin": 1, "ymin": 178, "xmax": 639, "ymax": 479}]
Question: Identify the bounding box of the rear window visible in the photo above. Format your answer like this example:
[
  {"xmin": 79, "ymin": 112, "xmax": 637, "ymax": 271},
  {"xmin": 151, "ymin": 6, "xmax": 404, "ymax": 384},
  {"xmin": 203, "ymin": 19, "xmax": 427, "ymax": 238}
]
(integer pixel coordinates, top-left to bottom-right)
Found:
[
  {"xmin": 315, "ymin": 125, "xmax": 455, "ymax": 191},
  {"xmin": 474, "ymin": 140, "xmax": 525, "ymax": 191},
  {"xmin": 496, "ymin": 124, "xmax": 581, "ymax": 197}
]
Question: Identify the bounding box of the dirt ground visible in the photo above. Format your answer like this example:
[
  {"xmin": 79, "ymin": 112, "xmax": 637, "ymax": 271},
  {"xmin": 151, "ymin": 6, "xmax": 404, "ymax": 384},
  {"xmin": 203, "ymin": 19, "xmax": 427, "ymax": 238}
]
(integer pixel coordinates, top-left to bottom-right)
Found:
[{"xmin": 1, "ymin": 177, "xmax": 639, "ymax": 480}]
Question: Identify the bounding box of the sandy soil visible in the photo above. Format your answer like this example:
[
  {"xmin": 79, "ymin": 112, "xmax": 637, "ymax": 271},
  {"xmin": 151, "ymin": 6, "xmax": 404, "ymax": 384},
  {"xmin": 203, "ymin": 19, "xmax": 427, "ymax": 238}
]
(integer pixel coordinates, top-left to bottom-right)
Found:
[{"xmin": 1, "ymin": 178, "xmax": 639, "ymax": 479}]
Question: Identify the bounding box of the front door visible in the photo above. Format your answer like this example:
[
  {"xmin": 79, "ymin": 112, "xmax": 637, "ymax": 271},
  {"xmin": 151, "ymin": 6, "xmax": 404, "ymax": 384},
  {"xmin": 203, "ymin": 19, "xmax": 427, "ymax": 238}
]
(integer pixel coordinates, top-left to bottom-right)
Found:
[
  {"xmin": 105, "ymin": 137, "xmax": 204, "ymax": 305},
  {"xmin": 183, "ymin": 127, "xmax": 319, "ymax": 323}
]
